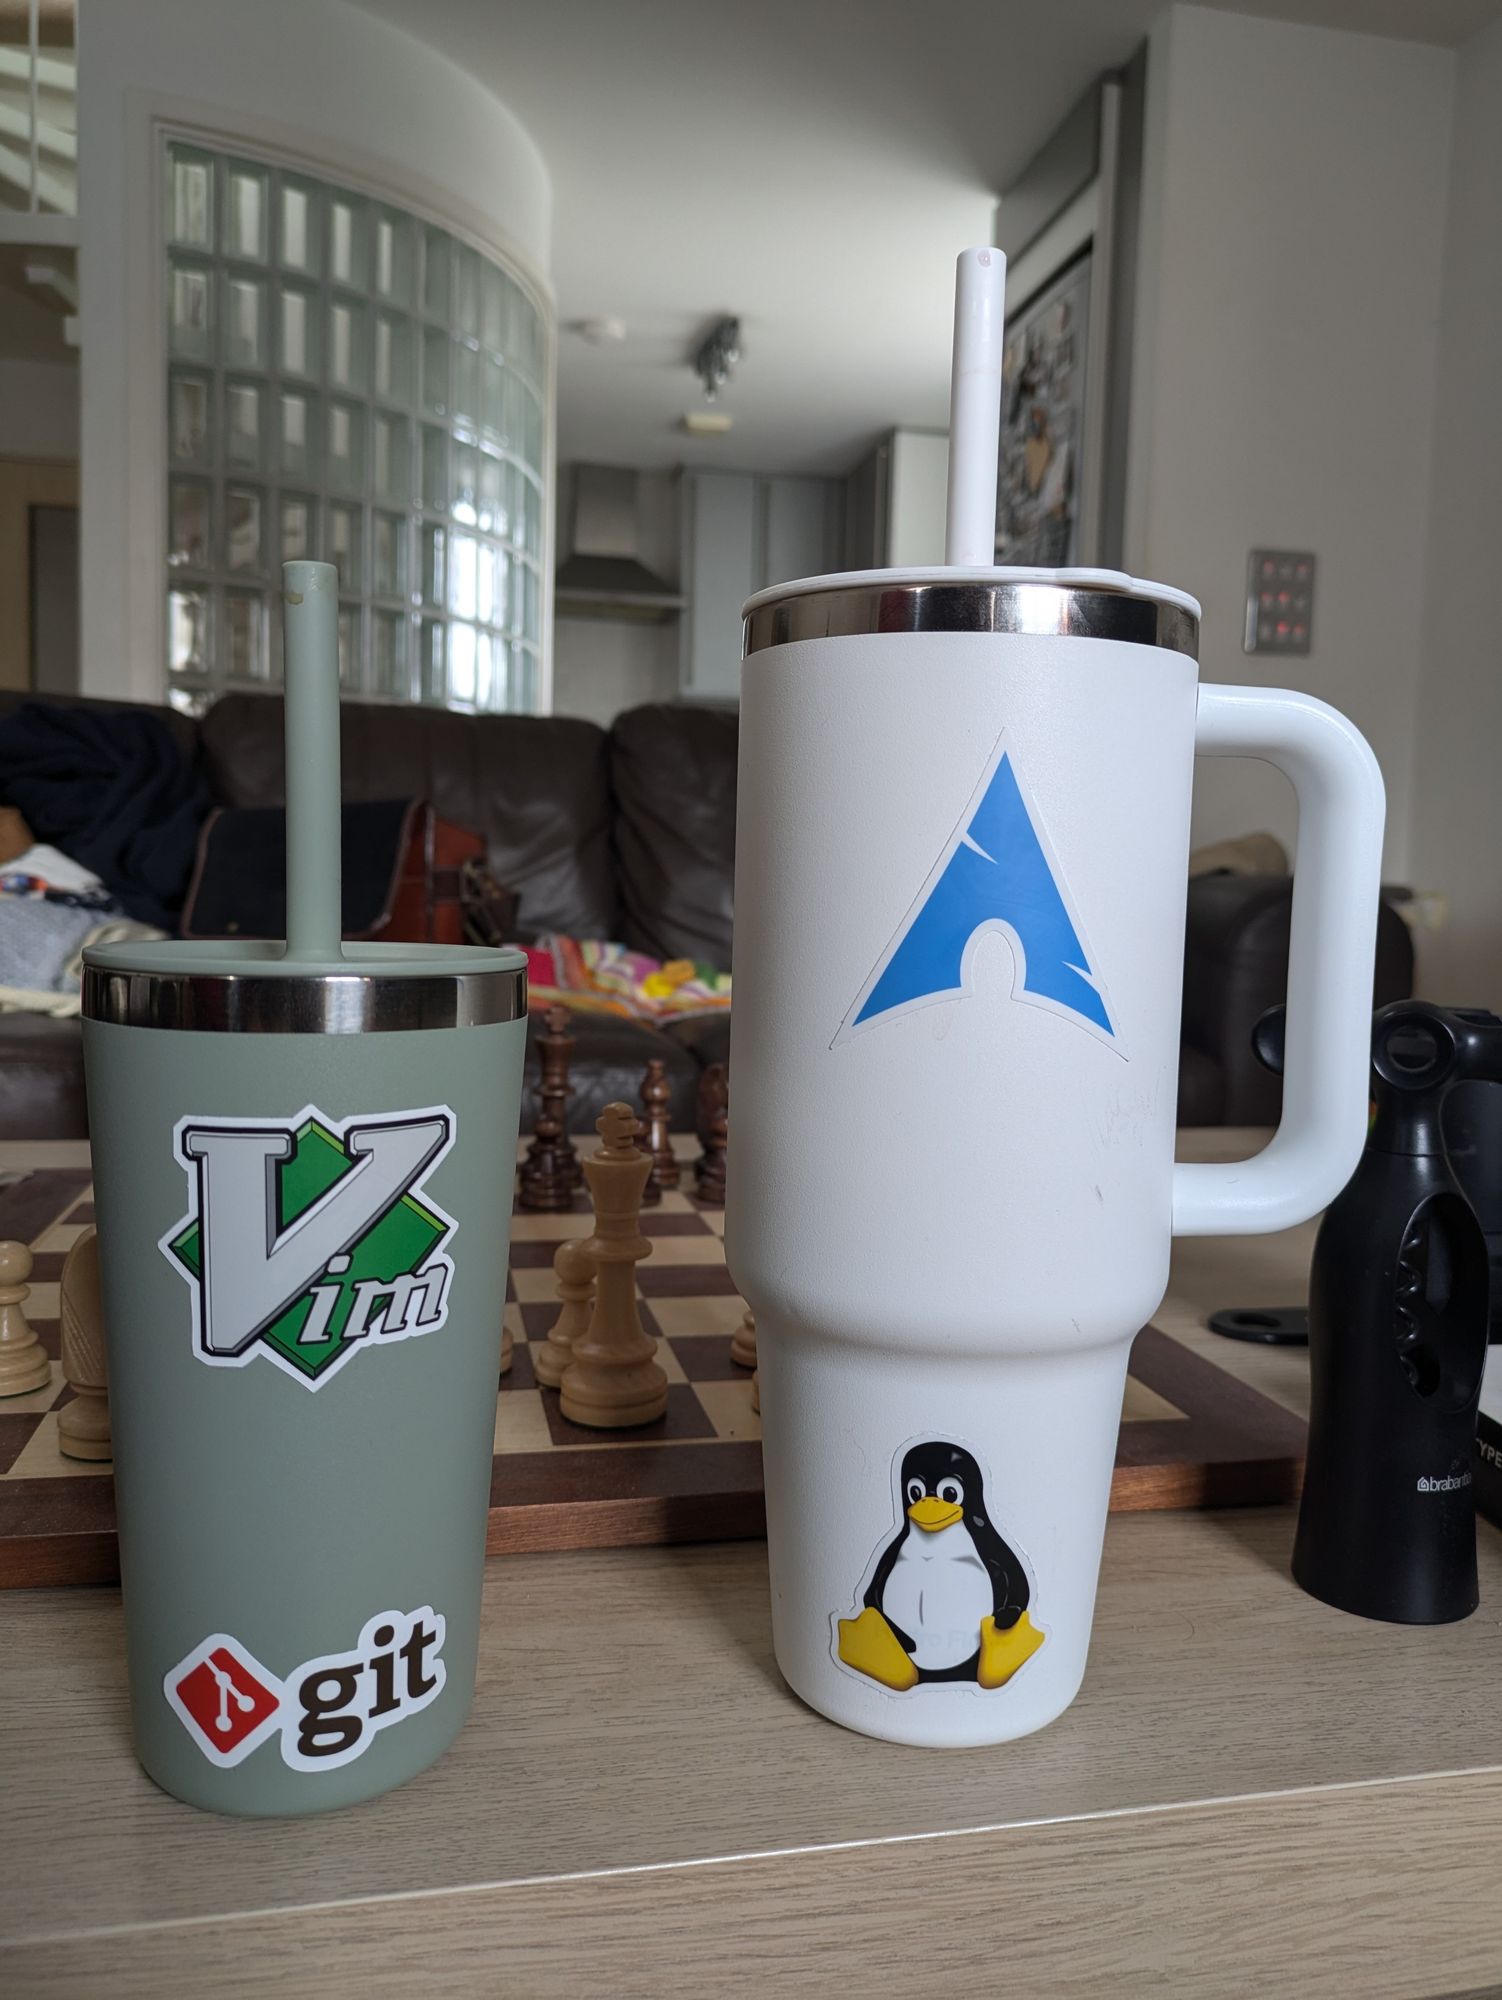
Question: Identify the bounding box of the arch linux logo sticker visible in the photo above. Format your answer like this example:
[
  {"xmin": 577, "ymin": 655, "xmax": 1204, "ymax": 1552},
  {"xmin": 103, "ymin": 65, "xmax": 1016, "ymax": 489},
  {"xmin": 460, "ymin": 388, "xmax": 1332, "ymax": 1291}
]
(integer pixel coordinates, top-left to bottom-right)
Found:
[{"xmin": 836, "ymin": 732, "xmax": 1121, "ymax": 1050}]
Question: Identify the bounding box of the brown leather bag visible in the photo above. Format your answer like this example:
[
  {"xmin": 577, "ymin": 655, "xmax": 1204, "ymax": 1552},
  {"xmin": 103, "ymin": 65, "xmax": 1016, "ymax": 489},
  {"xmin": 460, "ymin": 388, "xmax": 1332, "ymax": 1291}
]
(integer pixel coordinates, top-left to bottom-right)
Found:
[{"xmin": 180, "ymin": 798, "xmax": 513, "ymax": 945}]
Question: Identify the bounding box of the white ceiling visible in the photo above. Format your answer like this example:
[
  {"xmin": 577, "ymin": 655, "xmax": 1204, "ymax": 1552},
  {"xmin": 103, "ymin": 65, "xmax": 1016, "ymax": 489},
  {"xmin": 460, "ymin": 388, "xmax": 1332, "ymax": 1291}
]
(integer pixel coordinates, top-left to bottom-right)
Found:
[{"xmin": 354, "ymin": 0, "xmax": 1497, "ymax": 478}]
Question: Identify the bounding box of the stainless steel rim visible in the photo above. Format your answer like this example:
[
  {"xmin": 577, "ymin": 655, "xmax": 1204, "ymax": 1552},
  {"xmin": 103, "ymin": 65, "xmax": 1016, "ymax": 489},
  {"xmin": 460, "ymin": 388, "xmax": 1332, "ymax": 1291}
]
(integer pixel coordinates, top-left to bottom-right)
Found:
[
  {"xmin": 743, "ymin": 580, "xmax": 1198, "ymax": 658},
  {"xmin": 82, "ymin": 965, "xmax": 528, "ymax": 1034}
]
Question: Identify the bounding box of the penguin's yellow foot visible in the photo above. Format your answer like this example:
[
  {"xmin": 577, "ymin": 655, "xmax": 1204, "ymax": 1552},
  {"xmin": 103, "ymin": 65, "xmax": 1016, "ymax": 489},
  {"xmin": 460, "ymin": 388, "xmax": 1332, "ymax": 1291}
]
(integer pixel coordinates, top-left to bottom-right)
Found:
[
  {"xmin": 977, "ymin": 1610, "xmax": 1045, "ymax": 1689},
  {"xmin": 837, "ymin": 1606, "xmax": 920, "ymax": 1690}
]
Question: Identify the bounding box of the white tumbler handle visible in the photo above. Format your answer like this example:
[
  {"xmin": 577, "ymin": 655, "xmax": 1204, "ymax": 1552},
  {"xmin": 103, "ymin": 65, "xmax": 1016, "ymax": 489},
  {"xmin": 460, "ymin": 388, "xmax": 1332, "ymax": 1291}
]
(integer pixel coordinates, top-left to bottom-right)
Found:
[{"xmin": 1172, "ymin": 684, "xmax": 1386, "ymax": 1237}]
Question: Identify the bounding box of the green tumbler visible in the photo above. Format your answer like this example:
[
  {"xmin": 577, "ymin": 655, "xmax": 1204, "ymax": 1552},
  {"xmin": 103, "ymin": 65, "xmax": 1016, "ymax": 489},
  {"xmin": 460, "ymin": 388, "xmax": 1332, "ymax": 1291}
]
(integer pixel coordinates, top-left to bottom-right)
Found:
[{"xmin": 79, "ymin": 564, "xmax": 528, "ymax": 1815}]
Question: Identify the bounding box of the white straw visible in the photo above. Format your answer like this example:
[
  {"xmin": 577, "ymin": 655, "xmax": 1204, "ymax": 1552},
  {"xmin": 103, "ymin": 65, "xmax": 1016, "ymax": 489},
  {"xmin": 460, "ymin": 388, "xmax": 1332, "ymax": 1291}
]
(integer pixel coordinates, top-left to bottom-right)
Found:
[{"xmin": 944, "ymin": 246, "xmax": 1007, "ymax": 568}]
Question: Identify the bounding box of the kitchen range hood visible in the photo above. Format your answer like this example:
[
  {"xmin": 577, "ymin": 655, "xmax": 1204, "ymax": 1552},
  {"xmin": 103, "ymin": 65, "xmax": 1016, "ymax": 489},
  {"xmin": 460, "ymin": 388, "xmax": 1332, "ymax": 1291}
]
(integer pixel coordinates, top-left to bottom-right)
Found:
[{"xmin": 554, "ymin": 465, "xmax": 684, "ymax": 622}]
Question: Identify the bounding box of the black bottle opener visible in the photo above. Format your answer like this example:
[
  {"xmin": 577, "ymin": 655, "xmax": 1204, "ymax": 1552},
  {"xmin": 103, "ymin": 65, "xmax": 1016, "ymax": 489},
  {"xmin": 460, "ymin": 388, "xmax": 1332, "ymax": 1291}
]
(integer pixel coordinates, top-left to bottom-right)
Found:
[{"xmin": 1293, "ymin": 1001, "xmax": 1502, "ymax": 1624}]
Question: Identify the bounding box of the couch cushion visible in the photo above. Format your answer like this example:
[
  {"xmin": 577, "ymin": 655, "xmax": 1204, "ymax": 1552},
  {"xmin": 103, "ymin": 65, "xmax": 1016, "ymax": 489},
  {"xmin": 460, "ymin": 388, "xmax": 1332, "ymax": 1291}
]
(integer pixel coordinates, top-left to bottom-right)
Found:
[
  {"xmin": 609, "ymin": 704, "xmax": 737, "ymax": 969},
  {"xmin": 199, "ymin": 693, "xmax": 618, "ymax": 942},
  {"xmin": 0, "ymin": 1014, "xmax": 87, "ymax": 1141}
]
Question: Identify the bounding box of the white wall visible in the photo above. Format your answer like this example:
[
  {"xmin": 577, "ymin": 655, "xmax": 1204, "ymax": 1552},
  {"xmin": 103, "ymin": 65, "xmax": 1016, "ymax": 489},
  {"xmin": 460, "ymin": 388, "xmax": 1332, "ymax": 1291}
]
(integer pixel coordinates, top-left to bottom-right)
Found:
[
  {"xmin": 76, "ymin": 0, "xmax": 552, "ymax": 704},
  {"xmin": 551, "ymin": 463, "xmax": 679, "ymax": 725},
  {"xmin": 1409, "ymin": 14, "xmax": 1502, "ymax": 1005},
  {"xmin": 1125, "ymin": 5, "xmax": 1453, "ymax": 880},
  {"xmin": 0, "ymin": 360, "xmax": 79, "ymax": 461}
]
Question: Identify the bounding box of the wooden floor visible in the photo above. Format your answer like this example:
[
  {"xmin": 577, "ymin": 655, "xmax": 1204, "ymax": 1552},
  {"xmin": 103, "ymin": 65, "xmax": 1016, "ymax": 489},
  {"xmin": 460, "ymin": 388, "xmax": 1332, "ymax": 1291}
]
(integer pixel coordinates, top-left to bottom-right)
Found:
[{"xmin": 4, "ymin": 1132, "xmax": 1502, "ymax": 1996}]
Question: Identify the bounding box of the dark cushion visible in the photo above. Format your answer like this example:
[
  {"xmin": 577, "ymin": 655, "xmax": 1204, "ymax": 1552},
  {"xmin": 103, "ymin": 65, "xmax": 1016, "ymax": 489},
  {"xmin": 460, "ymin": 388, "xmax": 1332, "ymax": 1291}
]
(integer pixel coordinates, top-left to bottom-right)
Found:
[
  {"xmin": 198, "ymin": 694, "xmax": 618, "ymax": 943},
  {"xmin": 1183, "ymin": 876, "xmax": 1415, "ymax": 1125},
  {"xmin": 1176, "ymin": 1040, "xmax": 1226, "ymax": 1128},
  {"xmin": 523, "ymin": 1008, "xmax": 701, "ymax": 1135},
  {"xmin": 0, "ymin": 1014, "xmax": 87, "ymax": 1142},
  {"xmin": 609, "ymin": 704, "xmax": 737, "ymax": 968},
  {"xmin": 663, "ymin": 1011, "xmax": 732, "ymax": 1070}
]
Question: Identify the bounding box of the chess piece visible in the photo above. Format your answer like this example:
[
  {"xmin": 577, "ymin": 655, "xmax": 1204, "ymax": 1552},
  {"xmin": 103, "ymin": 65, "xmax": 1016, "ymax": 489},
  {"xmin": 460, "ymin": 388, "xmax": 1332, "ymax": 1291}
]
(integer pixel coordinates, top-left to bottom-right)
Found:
[
  {"xmin": 57, "ymin": 1229, "xmax": 111, "ymax": 1461},
  {"xmin": 533, "ymin": 1236, "xmax": 597, "ymax": 1390},
  {"xmin": 730, "ymin": 1306, "xmax": 757, "ymax": 1371},
  {"xmin": 560, "ymin": 1104, "xmax": 667, "ymax": 1427},
  {"xmin": 751, "ymin": 1370, "xmax": 760, "ymax": 1415},
  {"xmin": 500, "ymin": 1320, "xmax": 514, "ymax": 1378},
  {"xmin": 641, "ymin": 1058, "xmax": 679, "ymax": 1198},
  {"xmin": 519, "ymin": 1004, "xmax": 582, "ymax": 1212},
  {"xmin": 0, "ymin": 1240, "xmax": 51, "ymax": 1398},
  {"xmin": 695, "ymin": 1062, "xmax": 728, "ymax": 1206}
]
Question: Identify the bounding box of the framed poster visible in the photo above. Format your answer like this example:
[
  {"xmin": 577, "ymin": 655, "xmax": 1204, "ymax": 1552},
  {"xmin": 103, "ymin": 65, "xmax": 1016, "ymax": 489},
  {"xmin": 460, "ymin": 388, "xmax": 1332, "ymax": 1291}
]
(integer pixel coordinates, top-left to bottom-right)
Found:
[{"xmin": 995, "ymin": 251, "xmax": 1091, "ymax": 570}]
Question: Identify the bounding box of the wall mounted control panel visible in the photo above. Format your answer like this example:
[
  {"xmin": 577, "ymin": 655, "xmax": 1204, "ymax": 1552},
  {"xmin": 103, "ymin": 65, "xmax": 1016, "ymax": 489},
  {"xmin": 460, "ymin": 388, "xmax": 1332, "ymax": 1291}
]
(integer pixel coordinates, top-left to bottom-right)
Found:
[{"xmin": 1245, "ymin": 548, "xmax": 1315, "ymax": 656}]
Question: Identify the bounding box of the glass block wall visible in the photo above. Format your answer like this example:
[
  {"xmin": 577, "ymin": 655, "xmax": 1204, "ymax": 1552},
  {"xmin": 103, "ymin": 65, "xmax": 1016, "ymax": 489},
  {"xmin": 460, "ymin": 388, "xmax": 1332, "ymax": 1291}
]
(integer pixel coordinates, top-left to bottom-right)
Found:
[{"xmin": 163, "ymin": 139, "xmax": 549, "ymax": 713}]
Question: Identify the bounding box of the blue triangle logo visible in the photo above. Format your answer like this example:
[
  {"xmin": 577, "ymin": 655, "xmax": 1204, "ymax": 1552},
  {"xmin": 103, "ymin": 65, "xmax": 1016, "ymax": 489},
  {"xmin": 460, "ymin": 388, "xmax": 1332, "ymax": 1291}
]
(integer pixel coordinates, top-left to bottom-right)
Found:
[{"xmin": 839, "ymin": 736, "xmax": 1117, "ymax": 1045}]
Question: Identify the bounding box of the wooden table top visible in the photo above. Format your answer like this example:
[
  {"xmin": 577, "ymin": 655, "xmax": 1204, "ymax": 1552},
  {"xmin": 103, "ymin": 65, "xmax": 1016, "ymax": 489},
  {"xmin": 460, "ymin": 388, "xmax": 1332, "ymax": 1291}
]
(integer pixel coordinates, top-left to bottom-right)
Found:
[{"xmin": 4, "ymin": 1131, "xmax": 1502, "ymax": 1999}]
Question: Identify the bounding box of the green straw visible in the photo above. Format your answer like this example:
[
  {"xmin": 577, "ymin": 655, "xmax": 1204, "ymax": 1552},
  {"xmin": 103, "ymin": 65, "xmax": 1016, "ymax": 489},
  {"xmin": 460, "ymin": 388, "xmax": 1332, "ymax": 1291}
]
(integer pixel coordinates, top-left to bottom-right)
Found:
[{"xmin": 280, "ymin": 561, "xmax": 343, "ymax": 963}]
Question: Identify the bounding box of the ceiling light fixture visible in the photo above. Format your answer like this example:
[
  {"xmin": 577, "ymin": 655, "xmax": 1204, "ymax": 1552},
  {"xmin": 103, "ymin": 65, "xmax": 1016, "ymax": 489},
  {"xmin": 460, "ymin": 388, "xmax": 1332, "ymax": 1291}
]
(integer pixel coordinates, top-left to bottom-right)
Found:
[
  {"xmin": 570, "ymin": 315, "xmax": 628, "ymax": 345},
  {"xmin": 692, "ymin": 316, "xmax": 741, "ymax": 401}
]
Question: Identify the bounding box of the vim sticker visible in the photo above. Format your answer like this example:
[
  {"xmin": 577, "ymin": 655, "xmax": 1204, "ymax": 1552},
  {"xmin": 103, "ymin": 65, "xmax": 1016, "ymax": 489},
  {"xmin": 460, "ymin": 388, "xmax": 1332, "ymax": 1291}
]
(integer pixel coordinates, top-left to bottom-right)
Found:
[
  {"xmin": 162, "ymin": 1103, "xmax": 457, "ymax": 1388},
  {"xmin": 164, "ymin": 1607, "xmax": 447, "ymax": 1772},
  {"xmin": 833, "ymin": 1436, "xmax": 1046, "ymax": 1695}
]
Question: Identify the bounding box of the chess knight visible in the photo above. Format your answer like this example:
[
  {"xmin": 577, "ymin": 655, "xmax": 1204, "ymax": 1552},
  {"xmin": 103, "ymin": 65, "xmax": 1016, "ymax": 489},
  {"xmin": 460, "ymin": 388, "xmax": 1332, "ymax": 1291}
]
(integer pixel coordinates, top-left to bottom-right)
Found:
[{"xmin": 835, "ymin": 1438, "xmax": 1045, "ymax": 1693}]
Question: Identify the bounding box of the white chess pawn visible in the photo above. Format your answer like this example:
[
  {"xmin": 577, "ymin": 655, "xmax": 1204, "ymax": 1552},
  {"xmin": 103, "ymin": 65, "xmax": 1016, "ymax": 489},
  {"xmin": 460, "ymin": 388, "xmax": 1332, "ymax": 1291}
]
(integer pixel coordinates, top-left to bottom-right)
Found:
[
  {"xmin": 0, "ymin": 1240, "xmax": 52, "ymax": 1398},
  {"xmin": 57, "ymin": 1230, "xmax": 112, "ymax": 1461},
  {"xmin": 730, "ymin": 1306, "xmax": 757, "ymax": 1371}
]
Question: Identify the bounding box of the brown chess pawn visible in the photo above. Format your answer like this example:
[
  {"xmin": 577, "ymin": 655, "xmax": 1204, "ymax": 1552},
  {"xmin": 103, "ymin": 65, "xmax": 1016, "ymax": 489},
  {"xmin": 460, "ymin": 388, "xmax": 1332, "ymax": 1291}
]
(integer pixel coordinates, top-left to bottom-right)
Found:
[
  {"xmin": 640, "ymin": 1057, "xmax": 678, "ymax": 1200},
  {"xmin": 695, "ymin": 1062, "xmax": 728, "ymax": 1206},
  {"xmin": 559, "ymin": 1104, "xmax": 667, "ymax": 1428},
  {"xmin": 57, "ymin": 1230, "xmax": 111, "ymax": 1461},
  {"xmin": 518, "ymin": 1004, "xmax": 582, "ymax": 1212},
  {"xmin": 533, "ymin": 1235, "xmax": 596, "ymax": 1390},
  {"xmin": 730, "ymin": 1306, "xmax": 757, "ymax": 1371},
  {"xmin": 0, "ymin": 1240, "xmax": 52, "ymax": 1398}
]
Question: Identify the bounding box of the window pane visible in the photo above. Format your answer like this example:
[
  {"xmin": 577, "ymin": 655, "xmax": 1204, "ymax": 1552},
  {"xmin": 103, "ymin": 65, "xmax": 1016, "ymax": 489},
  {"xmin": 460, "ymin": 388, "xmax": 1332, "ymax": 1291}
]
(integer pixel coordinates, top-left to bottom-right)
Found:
[
  {"xmin": 421, "ymin": 426, "xmax": 447, "ymax": 510},
  {"xmin": 280, "ymin": 494, "xmax": 316, "ymax": 562},
  {"xmin": 279, "ymin": 287, "xmax": 318, "ymax": 378},
  {"xmin": 451, "ymin": 440, "xmax": 477, "ymax": 524},
  {"xmin": 279, "ymin": 177, "xmax": 321, "ymax": 272},
  {"xmin": 224, "ymin": 161, "xmax": 268, "ymax": 260},
  {"xmin": 224, "ymin": 380, "xmax": 264, "ymax": 470},
  {"xmin": 372, "ymin": 510, "xmax": 405, "ymax": 597},
  {"xmin": 372, "ymin": 416, "xmax": 408, "ymax": 505},
  {"xmin": 168, "ymin": 479, "xmax": 211, "ymax": 568},
  {"xmin": 327, "ymin": 400, "xmax": 365, "ymax": 493},
  {"xmin": 422, "ymin": 327, "xmax": 449, "ymax": 418},
  {"xmin": 327, "ymin": 503, "xmax": 362, "ymax": 591},
  {"xmin": 169, "ymin": 372, "xmax": 211, "ymax": 464},
  {"xmin": 330, "ymin": 195, "xmax": 366, "ymax": 289},
  {"xmin": 328, "ymin": 299, "xmax": 367, "ymax": 391},
  {"xmin": 422, "ymin": 227, "xmax": 450, "ymax": 321},
  {"xmin": 169, "ymin": 261, "xmax": 213, "ymax": 361},
  {"xmin": 374, "ymin": 209, "xmax": 413, "ymax": 301},
  {"xmin": 451, "ymin": 343, "xmax": 477, "ymax": 427},
  {"xmin": 225, "ymin": 487, "xmax": 263, "ymax": 571},
  {"xmin": 420, "ymin": 618, "xmax": 446, "ymax": 702},
  {"xmin": 168, "ymin": 146, "xmax": 214, "ymax": 250},
  {"xmin": 168, "ymin": 588, "xmax": 210, "ymax": 674},
  {"xmin": 372, "ymin": 609, "xmax": 408, "ymax": 698},
  {"xmin": 225, "ymin": 589, "xmax": 269, "ymax": 678},
  {"xmin": 222, "ymin": 274, "xmax": 265, "ymax": 369},
  {"xmin": 421, "ymin": 522, "xmax": 445, "ymax": 607},
  {"xmin": 374, "ymin": 313, "xmax": 412, "ymax": 403},
  {"xmin": 278, "ymin": 389, "xmax": 317, "ymax": 479},
  {"xmin": 338, "ymin": 605, "xmax": 360, "ymax": 688}
]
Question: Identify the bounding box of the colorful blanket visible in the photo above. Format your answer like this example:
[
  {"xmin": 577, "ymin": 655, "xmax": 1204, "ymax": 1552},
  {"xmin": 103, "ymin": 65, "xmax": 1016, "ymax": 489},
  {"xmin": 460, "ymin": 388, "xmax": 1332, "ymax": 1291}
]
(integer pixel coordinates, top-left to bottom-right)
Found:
[{"xmin": 522, "ymin": 935, "xmax": 730, "ymax": 1022}]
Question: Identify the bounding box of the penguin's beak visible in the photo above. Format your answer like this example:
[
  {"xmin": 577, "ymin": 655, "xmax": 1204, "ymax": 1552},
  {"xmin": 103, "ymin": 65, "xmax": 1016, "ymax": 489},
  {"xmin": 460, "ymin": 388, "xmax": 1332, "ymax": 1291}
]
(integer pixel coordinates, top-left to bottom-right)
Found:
[{"xmin": 907, "ymin": 1496, "xmax": 962, "ymax": 1532}]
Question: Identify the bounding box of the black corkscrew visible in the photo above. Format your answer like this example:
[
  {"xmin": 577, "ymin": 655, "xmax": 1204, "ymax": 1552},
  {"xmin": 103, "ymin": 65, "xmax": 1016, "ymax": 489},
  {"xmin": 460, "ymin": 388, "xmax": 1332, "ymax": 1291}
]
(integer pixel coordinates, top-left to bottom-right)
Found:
[{"xmin": 1265, "ymin": 1002, "xmax": 1502, "ymax": 1623}]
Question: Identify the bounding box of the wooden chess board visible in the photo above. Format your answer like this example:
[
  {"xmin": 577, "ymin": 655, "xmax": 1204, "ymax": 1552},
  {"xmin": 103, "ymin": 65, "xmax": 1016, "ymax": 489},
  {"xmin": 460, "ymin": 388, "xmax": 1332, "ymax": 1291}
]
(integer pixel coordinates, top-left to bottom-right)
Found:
[{"xmin": 0, "ymin": 1151, "xmax": 1308, "ymax": 1589}]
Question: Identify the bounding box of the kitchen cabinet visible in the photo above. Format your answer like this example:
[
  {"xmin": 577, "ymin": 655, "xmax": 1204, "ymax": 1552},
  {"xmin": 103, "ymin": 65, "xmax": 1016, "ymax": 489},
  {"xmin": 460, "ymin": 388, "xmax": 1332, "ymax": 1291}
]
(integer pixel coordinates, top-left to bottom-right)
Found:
[{"xmin": 678, "ymin": 469, "xmax": 844, "ymax": 701}]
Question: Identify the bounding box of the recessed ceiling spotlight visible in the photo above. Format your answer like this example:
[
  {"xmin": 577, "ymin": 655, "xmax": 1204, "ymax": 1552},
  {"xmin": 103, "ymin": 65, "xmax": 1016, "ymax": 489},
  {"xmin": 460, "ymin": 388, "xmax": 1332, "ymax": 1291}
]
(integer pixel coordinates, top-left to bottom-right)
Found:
[
  {"xmin": 682, "ymin": 410, "xmax": 734, "ymax": 436},
  {"xmin": 570, "ymin": 315, "xmax": 628, "ymax": 345}
]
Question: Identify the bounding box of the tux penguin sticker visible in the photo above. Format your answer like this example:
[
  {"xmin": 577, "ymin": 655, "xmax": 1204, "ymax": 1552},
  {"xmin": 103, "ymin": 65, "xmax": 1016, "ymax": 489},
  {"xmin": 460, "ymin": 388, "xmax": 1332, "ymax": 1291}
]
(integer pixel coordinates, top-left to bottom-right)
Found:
[{"xmin": 835, "ymin": 1438, "xmax": 1045, "ymax": 1693}]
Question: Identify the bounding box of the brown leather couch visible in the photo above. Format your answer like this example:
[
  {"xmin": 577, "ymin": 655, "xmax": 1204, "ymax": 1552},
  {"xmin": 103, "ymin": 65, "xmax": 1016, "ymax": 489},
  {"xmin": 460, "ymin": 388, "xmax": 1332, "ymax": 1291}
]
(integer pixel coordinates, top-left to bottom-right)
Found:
[{"xmin": 0, "ymin": 688, "xmax": 1412, "ymax": 1141}]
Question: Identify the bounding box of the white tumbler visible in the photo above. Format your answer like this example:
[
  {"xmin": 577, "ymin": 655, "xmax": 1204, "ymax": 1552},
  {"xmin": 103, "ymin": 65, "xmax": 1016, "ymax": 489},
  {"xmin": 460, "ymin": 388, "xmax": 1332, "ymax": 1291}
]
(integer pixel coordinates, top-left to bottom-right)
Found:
[{"xmin": 727, "ymin": 565, "xmax": 1386, "ymax": 1748}]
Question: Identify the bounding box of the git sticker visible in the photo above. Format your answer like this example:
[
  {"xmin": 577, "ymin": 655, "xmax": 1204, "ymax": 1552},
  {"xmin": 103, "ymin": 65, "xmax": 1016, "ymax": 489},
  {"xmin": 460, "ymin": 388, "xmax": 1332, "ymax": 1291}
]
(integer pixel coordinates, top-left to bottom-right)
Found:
[
  {"xmin": 165, "ymin": 1606, "xmax": 446, "ymax": 1772},
  {"xmin": 833, "ymin": 1438, "xmax": 1045, "ymax": 1693}
]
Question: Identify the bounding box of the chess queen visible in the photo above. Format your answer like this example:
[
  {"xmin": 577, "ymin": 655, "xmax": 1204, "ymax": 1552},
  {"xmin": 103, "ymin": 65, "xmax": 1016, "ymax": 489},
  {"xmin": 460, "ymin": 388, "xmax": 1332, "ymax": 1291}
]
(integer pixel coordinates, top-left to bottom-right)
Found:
[{"xmin": 725, "ymin": 256, "xmax": 1387, "ymax": 1751}]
